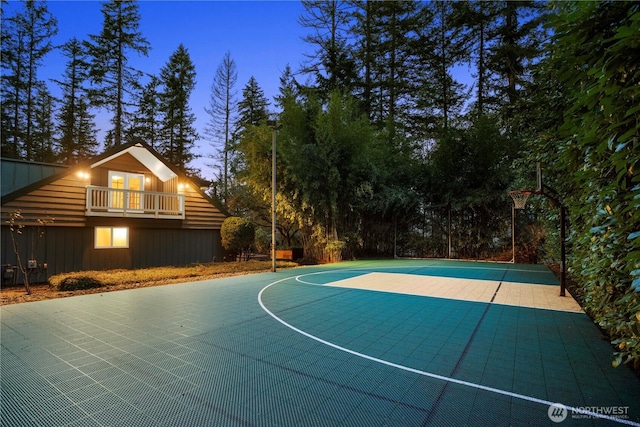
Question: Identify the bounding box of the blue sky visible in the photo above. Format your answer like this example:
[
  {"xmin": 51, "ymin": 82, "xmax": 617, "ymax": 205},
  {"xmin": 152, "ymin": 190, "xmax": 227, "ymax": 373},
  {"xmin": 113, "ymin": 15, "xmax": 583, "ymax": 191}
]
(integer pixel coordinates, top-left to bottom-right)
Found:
[{"xmin": 6, "ymin": 0, "xmax": 310, "ymax": 177}]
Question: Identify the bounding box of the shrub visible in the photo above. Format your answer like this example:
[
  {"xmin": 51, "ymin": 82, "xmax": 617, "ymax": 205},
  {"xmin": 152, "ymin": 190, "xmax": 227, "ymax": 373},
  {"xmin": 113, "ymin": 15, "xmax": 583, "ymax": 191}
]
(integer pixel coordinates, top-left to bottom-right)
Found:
[
  {"xmin": 254, "ymin": 227, "xmax": 271, "ymax": 254},
  {"xmin": 54, "ymin": 276, "xmax": 105, "ymax": 291},
  {"xmin": 221, "ymin": 217, "xmax": 256, "ymax": 261},
  {"xmin": 47, "ymin": 261, "xmax": 299, "ymax": 292}
]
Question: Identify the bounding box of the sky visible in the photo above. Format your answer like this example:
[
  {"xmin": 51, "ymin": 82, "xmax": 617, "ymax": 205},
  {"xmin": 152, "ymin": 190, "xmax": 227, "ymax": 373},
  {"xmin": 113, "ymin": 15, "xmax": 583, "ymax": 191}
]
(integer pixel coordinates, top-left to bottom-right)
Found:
[{"xmin": 5, "ymin": 0, "xmax": 310, "ymax": 179}]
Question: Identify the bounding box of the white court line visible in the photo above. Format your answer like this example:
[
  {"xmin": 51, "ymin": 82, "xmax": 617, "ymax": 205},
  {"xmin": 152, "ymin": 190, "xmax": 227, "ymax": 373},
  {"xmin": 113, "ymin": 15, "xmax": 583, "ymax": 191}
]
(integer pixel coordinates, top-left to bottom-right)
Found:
[
  {"xmin": 364, "ymin": 260, "xmax": 554, "ymax": 274},
  {"xmin": 258, "ymin": 272, "xmax": 639, "ymax": 426}
]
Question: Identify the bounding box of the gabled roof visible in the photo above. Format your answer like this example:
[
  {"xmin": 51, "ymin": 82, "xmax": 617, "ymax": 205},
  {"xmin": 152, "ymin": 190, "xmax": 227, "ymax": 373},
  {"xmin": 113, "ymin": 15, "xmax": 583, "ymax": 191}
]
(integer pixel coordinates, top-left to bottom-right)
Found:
[
  {"xmin": 91, "ymin": 144, "xmax": 177, "ymax": 182},
  {"xmin": 1, "ymin": 158, "xmax": 69, "ymax": 197}
]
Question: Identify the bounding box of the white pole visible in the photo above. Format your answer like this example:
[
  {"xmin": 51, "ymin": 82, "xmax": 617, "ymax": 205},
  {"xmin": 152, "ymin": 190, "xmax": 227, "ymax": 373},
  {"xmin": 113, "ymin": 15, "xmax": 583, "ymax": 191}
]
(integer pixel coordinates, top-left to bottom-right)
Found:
[{"xmin": 271, "ymin": 126, "xmax": 277, "ymax": 273}]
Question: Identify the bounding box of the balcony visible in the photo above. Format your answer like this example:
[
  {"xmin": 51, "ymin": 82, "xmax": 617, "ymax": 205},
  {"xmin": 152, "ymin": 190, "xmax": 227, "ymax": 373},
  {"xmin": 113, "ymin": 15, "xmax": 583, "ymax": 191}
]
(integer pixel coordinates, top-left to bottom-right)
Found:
[{"xmin": 86, "ymin": 186, "xmax": 185, "ymax": 219}]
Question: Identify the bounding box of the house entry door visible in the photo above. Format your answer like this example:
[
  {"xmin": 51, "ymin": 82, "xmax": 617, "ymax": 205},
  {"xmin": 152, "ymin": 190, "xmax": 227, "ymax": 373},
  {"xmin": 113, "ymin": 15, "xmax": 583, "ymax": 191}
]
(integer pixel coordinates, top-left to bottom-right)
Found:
[{"xmin": 108, "ymin": 171, "xmax": 144, "ymax": 210}]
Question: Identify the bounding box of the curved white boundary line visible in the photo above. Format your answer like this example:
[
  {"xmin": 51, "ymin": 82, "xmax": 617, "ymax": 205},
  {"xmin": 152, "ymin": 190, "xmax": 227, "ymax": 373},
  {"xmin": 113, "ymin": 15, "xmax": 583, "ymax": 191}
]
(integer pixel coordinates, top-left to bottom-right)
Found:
[{"xmin": 258, "ymin": 272, "xmax": 640, "ymax": 426}]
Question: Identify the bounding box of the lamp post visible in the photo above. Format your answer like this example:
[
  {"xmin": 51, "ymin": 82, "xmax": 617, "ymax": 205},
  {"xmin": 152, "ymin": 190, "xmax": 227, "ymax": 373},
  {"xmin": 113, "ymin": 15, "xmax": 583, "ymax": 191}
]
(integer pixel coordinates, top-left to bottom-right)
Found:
[{"xmin": 267, "ymin": 120, "xmax": 281, "ymax": 272}]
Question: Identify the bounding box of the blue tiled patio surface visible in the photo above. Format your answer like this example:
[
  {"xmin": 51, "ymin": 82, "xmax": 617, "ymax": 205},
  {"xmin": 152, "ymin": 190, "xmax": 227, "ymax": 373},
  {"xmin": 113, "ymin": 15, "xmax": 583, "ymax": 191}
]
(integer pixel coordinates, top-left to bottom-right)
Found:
[{"xmin": 1, "ymin": 260, "xmax": 639, "ymax": 426}]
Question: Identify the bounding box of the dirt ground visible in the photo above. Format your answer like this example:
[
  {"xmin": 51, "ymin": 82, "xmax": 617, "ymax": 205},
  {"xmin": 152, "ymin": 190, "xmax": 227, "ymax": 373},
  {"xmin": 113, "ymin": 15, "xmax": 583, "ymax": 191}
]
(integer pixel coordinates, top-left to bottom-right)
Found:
[{"xmin": 0, "ymin": 271, "xmax": 262, "ymax": 306}]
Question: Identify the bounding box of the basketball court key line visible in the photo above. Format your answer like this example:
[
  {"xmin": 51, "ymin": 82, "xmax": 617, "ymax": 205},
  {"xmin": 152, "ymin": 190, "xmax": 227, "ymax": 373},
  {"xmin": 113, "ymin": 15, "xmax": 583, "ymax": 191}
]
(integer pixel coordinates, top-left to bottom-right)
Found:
[
  {"xmin": 292, "ymin": 264, "xmax": 554, "ymax": 283},
  {"xmin": 258, "ymin": 273, "xmax": 640, "ymax": 426}
]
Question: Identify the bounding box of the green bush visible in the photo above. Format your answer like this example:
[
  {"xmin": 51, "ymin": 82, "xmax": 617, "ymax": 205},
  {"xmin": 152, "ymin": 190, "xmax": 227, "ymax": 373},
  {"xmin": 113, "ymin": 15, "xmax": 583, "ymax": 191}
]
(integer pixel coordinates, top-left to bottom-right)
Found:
[
  {"xmin": 54, "ymin": 276, "xmax": 105, "ymax": 291},
  {"xmin": 221, "ymin": 217, "xmax": 256, "ymax": 261},
  {"xmin": 541, "ymin": 2, "xmax": 640, "ymax": 369},
  {"xmin": 254, "ymin": 227, "xmax": 271, "ymax": 254}
]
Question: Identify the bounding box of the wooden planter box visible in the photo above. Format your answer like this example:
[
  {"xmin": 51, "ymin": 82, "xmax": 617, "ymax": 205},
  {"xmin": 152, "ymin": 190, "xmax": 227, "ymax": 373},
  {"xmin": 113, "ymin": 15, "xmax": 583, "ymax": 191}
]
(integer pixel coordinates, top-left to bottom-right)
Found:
[{"xmin": 274, "ymin": 248, "xmax": 304, "ymax": 261}]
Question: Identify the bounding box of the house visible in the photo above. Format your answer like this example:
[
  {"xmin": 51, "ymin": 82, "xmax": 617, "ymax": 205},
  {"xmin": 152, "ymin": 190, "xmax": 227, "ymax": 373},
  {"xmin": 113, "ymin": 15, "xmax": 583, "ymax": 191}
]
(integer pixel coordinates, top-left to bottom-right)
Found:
[{"xmin": 1, "ymin": 142, "xmax": 229, "ymax": 285}]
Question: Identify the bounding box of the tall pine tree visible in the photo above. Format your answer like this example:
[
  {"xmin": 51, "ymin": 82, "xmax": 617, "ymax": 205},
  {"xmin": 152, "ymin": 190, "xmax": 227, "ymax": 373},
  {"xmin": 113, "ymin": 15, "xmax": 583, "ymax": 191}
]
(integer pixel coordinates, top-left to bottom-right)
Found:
[
  {"xmin": 236, "ymin": 76, "xmax": 270, "ymax": 131},
  {"xmin": 299, "ymin": 0, "xmax": 357, "ymax": 97},
  {"xmin": 486, "ymin": 1, "xmax": 546, "ymax": 119},
  {"xmin": 31, "ymin": 82, "xmax": 56, "ymax": 162},
  {"xmin": 0, "ymin": 0, "xmax": 57, "ymax": 160},
  {"xmin": 86, "ymin": 0, "xmax": 149, "ymax": 148},
  {"xmin": 274, "ymin": 64, "xmax": 300, "ymax": 109},
  {"xmin": 158, "ymin": 44, "xmax": 198, "ymax": 172},
  {"xmin": 128, "ymin": 76, "xmax": 161, "ymax": 149},
  {"xmin": 55, "ymin": 38, "xmax": 98, "ymax": 164},
  {"xmin": 415, "ymin": 1, "xmax": 467, "ymax": 134}
]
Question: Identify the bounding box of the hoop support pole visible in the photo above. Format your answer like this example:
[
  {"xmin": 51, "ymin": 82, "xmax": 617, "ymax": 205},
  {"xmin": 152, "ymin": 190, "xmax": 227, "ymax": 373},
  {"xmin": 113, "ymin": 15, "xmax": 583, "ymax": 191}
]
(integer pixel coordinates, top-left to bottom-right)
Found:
[{"xmin": 542, "ymin": 184, "xmax": 567, "ymax": 297}]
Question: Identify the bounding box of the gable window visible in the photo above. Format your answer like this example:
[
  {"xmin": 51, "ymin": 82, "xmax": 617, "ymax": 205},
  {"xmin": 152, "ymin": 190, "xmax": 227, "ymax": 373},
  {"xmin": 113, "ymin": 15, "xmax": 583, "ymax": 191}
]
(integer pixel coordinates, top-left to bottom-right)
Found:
[
  {"xmin": 95, "ymin": 227, "xmax": 129, "ymax": 248},
  {"xmin": 108, "ymin": 171, "xmax": 144, "ymax": 210}
]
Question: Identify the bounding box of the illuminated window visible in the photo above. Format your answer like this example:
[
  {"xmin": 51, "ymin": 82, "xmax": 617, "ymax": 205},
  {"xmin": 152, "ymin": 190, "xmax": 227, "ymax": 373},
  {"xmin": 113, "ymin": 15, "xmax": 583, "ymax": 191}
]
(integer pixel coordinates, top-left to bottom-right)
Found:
[
  {"xmin": 95, "ymin": 227, "xmax": 129, "ymax": 248},
  {"xmin": 110, "ymin": 174, "xmax": 125, "ymax": 208}
]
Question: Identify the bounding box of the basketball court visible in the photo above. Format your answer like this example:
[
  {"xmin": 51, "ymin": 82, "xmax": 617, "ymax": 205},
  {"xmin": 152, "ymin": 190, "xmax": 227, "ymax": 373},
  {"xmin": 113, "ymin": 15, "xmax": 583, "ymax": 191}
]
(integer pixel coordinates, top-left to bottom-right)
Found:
[{"xmin": 2, "ymin": 259, "xmax": 639, "ymax": 426}]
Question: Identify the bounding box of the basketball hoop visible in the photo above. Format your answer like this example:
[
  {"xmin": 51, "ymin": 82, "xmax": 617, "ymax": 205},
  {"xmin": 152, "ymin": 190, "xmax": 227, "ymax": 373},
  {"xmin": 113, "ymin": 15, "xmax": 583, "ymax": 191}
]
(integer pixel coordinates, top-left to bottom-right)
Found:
[{"xmin": 509, "ymin": 190, "xmax": 532, "ymax": 209}]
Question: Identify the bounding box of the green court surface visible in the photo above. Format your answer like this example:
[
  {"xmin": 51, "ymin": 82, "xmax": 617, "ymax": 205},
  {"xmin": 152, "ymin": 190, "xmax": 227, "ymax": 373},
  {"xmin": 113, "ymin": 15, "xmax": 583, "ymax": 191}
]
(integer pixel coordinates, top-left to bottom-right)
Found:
[{"xmin": 1, "ymin": 259, "xmax": 639, "ymax": 426}]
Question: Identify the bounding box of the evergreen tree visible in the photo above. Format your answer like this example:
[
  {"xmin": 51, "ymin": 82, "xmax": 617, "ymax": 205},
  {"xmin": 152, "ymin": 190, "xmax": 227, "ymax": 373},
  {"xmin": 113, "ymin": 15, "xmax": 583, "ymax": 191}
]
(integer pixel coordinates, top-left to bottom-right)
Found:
[
  {"xmin": 73, "ymin": 96, "xmax": 99, "ymax": 161},
  {"xmin": 299, "ymin": 0, "xmax": 357, "ymax": 97},
  {"xmin": 371, "ymin": 1, "xmax": 421, "ymax": 133},
  {"xmin": 158, "ymin": 44, "xmax": 198, "ymax": 171},
  {"xmin": 350, "ymin": 1, "xmax": 424, "ymax": 146},
  {"xmin": 128, "ymin": 76, "xmax": 161, "ymax": 149},
  {"xmin": 450, "ymin": 0, "xmax": 500, "ymax": 116},
  {"xmin": 86, "ymin": 0, "xmax": 149, "ymax": 147},
  {"xmin": 0, "ymin": 0, "xmax": 57, "ymax": 160},
  {"xmin": 236, "ymin": 76, "xmax": 270, "ymax": 131},
  {"xmin": 274, "ymin": 64, "xmax": 300, "ymax": 109},
  {"xmin": 204, "ymin": 51, "xmax": 237, "ymax": 200},
  {"xmin": 485, "ymin": 1, "xmax": 546, "ymax": 118},
  {"xmin": 415, "ymin": 1, "xmax": 467, "ymax": 134},
  {"xmin": 31, "ymin": 83, "xmax": 56, "ymax": 162},
  {"xmin": 54, "ymin": 37, "xmax": 98, "ymax": 164},
  {"xmin": 230, "ymin": 76, "xmax": 270, "ymax": 202},
  {"xmin": 1, "ymin": 5, "xmax": 25, "ymax": 159},
  {"xmin": 349, "ymin": 0, "xmax": 379, "ymax": 120}
]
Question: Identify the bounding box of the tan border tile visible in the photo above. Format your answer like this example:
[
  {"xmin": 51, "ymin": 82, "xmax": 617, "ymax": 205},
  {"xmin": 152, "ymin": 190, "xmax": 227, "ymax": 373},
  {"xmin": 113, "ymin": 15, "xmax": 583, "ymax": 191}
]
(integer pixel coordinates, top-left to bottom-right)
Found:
[{"xmin": 327, "ymin": 272, "xmax": 583, "ymax": 313}]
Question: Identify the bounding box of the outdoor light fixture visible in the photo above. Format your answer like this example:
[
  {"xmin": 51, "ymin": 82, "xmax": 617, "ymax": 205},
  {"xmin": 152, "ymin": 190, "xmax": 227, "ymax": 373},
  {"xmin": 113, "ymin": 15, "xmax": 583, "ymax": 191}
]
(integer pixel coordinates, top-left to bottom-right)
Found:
[
  {"xmin": 76, "ymin": 171, "xmax": 90, "ymax": 180},
  {"xmin": 267, "ymin": 119, "xmax": 282, "ymax": 273}
]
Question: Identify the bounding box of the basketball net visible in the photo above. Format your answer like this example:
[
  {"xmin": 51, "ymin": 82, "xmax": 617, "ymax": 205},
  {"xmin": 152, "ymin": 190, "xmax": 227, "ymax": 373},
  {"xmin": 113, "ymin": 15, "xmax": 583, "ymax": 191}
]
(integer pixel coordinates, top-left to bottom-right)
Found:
[{"xmin": 509, "ymin": 190, "xmax": 531, "ymax": 209}]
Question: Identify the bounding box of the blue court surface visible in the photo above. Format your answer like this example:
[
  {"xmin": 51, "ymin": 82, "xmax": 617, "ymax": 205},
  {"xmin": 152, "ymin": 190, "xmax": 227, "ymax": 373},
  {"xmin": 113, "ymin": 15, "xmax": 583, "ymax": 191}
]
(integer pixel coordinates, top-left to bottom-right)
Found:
[{"xmin": 1, "ymin": 259, "xmax": 639, "ymax": 426}]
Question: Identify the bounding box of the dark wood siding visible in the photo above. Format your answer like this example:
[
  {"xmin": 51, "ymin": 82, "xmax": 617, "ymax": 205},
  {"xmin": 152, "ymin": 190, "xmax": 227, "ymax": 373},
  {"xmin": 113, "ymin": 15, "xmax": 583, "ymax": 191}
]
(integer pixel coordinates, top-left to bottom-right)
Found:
[
  {"xmin": 1, "ymin": 225, "xmax": 223, "ymax": 284},
  {"xmin": 1, "ymin": 175, "xmax": 87, "ymax": 226},
  {"xmin": 182, "ymin": 185, "xmax": 226, "ymax": 229}
]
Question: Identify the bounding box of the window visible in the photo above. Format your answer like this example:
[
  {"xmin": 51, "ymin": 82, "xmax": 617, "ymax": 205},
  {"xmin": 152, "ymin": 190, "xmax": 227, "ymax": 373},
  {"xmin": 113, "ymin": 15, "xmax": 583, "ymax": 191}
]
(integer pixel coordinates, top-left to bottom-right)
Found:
[
  {"xmin": 95, "ymin": 227, "xmax": 129, "ymax": 248},
  {"xmin": 108, "ymin": 171, "xmax": 144, "ymax": 210}
]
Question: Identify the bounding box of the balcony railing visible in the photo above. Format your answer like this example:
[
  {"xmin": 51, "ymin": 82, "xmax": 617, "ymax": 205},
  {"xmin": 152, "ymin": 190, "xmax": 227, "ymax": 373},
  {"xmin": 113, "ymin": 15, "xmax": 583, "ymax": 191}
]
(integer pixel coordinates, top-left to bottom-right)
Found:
[{"xmin": 86, "ymin": 186, "xmax": 185, "ymax": 219}]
